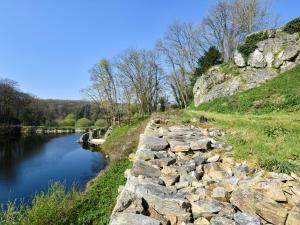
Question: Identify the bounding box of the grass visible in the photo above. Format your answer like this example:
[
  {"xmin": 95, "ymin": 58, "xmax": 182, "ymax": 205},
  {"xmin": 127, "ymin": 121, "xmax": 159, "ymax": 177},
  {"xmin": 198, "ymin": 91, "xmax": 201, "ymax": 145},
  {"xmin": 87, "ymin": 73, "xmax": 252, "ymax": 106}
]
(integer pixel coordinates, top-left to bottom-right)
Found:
[
  {"xmin": 194, "ymin": 64, "xmax": 300, "ymax": 114},
  {"xmin": 0, "ymin": 116, "xmax": 148, "ymax": 225},
  {"xmin": 169, "ymin": 65, "xmax": 300, "ymax": 174},
  {"xmin": 170, "ymin": 110, "xmax": 300, "ymax": 174},
  {"xmin": 219, "ymin": 61, "xmax": 240, "ymax": 76},
  {"xmin": 72, "ymin": 159, "xmax": 132, "ymax": 225}
]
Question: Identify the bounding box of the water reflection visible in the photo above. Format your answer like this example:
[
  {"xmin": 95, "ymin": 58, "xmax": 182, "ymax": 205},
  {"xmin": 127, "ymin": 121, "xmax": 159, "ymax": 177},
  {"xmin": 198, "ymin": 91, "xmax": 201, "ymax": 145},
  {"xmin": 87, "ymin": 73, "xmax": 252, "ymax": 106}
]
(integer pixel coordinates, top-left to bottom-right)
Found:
[{"xmin": 0, "ymin": 133, "xmax": 107, "ymax": 203}]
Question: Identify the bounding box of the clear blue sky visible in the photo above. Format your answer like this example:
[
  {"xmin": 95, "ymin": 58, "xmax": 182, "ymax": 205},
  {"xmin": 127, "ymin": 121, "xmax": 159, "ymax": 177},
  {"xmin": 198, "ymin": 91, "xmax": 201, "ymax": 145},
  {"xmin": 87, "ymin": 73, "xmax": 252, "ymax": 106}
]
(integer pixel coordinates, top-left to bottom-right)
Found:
[{"xmin": 0, "ymin": 0, "xmax": 299, "ymax": 100}]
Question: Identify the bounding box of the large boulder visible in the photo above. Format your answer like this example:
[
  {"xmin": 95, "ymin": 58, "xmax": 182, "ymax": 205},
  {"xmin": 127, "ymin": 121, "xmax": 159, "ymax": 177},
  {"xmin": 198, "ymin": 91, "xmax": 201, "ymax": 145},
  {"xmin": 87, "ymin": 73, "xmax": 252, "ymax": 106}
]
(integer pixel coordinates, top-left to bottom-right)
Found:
[
  {"xmin": 234, "ymin": 51, "xmax": 246, "ymax": 67},
  {"xmin": 248, "ymin": 49, "xmax": 267, "ymax": 68}
]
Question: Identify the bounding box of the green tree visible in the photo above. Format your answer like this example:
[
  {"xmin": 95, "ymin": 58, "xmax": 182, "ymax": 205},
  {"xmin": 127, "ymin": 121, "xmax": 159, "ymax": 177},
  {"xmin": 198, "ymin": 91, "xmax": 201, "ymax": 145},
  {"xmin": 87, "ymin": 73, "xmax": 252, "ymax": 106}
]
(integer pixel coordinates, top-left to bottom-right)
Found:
[
  {"xmin": 194, "ymin": 46, "xmax": 222, "ymax": 77},
  {"xmin": 75, "ymin": 118, "xmax": 93, "ymax": 128}
]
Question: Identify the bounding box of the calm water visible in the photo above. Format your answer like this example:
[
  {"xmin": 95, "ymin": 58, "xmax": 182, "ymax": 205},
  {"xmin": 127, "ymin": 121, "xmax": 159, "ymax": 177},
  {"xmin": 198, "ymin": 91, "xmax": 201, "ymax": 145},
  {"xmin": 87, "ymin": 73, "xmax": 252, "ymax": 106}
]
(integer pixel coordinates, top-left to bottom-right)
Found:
[{"xmin": 0, "ymin": 133, "xmax": 107, "ymax": 204}]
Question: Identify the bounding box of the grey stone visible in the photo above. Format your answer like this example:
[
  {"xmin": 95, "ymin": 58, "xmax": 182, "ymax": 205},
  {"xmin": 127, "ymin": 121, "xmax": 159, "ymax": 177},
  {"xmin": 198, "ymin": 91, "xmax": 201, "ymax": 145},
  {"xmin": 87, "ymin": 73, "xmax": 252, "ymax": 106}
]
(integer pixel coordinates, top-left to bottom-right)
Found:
[
  {"xmin": 207, "ymin": 155, "xmax": 220, "ymax": 163},
  {"xmin": 140, "ymin": 134, "xmax": 169, "ymax": 151},
  {"xmin": 190, "ymin": 139, "xmax": 211, "ymax": 150},
  {"xmin": 110, "ymin": 213, "xmax": 161, "ymax": 225},
  {"xmin": 233, "ymin": 212, "xmax": 261, "ymax": 225},
  {"xmin": 230, "ymin": 188, "xmax": 288, "ymax": 225},
  {"xmin": 280, "ymin": 46, "xmax": 299, "ymax": 61},
  {"xmin": 161, "ymin": 174, "xmax": 180, "ymax": 186},
  {"xmin": 126, "ymin": 175, "xmax": 192, "ymax": 223},
  {"xmin": 210, "ymin": 216, "xmax": 236, "ymax": 225},
  {"xmin": 191, "ymin": 198, "xmax": 223, "ymax": 219},
  {"xmin": 248, "ymin": 49, "xmax": 267, "ymax": 68},
  {"xmin": 203, "ymin": 163, "xmax": 229, "ymax": 182},
  {"xmin": 150, "ymin": 157, "xmax": 176, "ymax": 167},
  {"xmin": 194, "ymin": 217, "xmax": 210, "ymax": 225},
  {"xmin": 169, "ymin": 139, "xmax": 191, "ymax": 152},
  {"xmin": 211, "ymin": 186, "xmax": 229, "ymax": 202},
  {"xmin": 130, "ymin": 160, "xmax": 161, "ymax": 178},
  {"xmin": 265, "ymin": 52, "xmax": 274, "ymax": 67},
  {"xmin": 234, "ymin": 50, "xmax": 246, "ymax": 67}
]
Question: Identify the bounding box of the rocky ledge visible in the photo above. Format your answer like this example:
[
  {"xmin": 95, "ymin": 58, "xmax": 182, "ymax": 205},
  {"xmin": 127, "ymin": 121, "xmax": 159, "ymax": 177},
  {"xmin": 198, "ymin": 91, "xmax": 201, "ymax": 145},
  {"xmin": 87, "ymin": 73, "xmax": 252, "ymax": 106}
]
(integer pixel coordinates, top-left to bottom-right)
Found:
[
  {"xmin": 193, "ymin": 27, "xmax": 300, "ymax": 106},
  {"xmin": 109, "ymin": 119, "xmax": 300, "ymax": 225}
]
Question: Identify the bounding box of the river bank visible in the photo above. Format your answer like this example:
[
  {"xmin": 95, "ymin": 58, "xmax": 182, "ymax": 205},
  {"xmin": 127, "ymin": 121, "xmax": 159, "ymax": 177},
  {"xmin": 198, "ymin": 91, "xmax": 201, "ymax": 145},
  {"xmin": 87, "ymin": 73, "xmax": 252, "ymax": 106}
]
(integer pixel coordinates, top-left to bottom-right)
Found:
[{"xmin": 0, "ymin": 117, "xmax": 148, "ymax": 225}]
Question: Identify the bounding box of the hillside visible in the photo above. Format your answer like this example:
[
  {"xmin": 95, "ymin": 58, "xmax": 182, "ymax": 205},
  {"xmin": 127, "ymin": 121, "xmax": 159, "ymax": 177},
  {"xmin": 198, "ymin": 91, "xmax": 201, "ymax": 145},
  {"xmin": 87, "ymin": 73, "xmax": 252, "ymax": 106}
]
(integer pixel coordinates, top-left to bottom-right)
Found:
[{"xmin": 195, "ymin": 64, "xmax": 300, "ymax": 114}]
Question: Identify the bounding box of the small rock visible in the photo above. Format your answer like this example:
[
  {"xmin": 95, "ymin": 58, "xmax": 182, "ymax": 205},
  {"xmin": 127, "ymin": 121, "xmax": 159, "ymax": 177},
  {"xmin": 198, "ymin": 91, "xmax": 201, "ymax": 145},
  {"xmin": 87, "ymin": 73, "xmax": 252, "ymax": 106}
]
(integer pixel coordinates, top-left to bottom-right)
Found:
[
  {"xmin": 254, "ymin": 180, "xmax": 286, "ymax": 202},
  {"xmin": 169, "ymin": 140, "xmax": 191, "ymax": 152},
  {"xmin": 267, "ymin": 172, "xmax": 294, "ymax": 182},
  {"xmin": 161, "ymin": 174, "xmax": 180, "ymax": 186},
  {"xmin": 207, "ymin": 155, "xmax": 220, "ymax": 163},
  {"xmin": 190, "ymin": 139, "xmax": 211, "ymax": 151},
  {"xmin": 211, "ymin": 187, "xmax": 229, "ymax": 202},
  {"xmin": 150, "ymin": 157, "xmax": 176, "ymax": 167},
  {"xmin": 191, "ymin": 198, "xmax": 223, "ymax": 219},
  {"xmin": 203, "ymin": 163, "xmax": 229, "ymax": 181},
  {"xmin": 148, "ymin": 207, "xmax": 169, "ymax": 225},
  {"xmin": 161, "ymin": 166, "xmax": 177, "ymax": 175},
  {"xmin": 210, "ymin": 216, "xmax": 236, "ymax": 225},
  {"xmin": 233, "ymin": 212, "xmax": 261, "ymax": 225},
  {"xmin": 194, "ymin": 217, "xmax": 210, "ymax": 225},
  {"xmin": 230, "ymin": 187, "xmax": 288, "ymax": 224},
  {"xmin": 130, "ymin": 160, "xmax": 161, "ymax": 178}
]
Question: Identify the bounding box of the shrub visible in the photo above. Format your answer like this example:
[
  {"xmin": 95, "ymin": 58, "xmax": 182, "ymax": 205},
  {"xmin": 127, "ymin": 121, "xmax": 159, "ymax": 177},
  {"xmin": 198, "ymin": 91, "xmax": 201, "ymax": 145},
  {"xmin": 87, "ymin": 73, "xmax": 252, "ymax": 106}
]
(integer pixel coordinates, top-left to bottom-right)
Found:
[
  {"xmin": 219, "ymin": 61, "xmax": 240, "ymax": 76},
  {"xmin": 259, "ymin": 157, "xmax": 299, "ymax": 173},
  {"xmin": 0, "ymin": 202, "xmax": 27, "ymax": 225},
  {"xmin": 94, "ymin": 119, "xmax": 107, "ymax": 127},
  {"xmin": 283, "ymin": 17, "xmax": 300, "ymax": 34},
  {"xmin": 26, "ymin": 182, "xmax": 78, "ymax": 225},
  {"xmin": 194, "ymin": 46, "xmax": 223, "ymax": 77},
  {"xmin": 237, "ymin": 31, "xmax": 268, "ymax": 60},
  {"xmin": 75, "ymin": 118, "xmax": 93, "ymax": 128},
  {"xmin": 58, "ymin": 113, "xmax": 76, "ymax": 127}
]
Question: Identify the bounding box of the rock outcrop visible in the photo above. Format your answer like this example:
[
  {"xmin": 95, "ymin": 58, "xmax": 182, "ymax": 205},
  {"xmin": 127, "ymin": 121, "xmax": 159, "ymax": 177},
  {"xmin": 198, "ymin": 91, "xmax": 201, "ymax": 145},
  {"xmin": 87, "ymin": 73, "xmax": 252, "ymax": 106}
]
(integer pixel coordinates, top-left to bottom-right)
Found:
[
  {"xmin": 109, "ymin": 118, "xmax": 300, "ymax": 225},
  {"xmin": 193, "ymin": 27, "xmax": 300, "ymax": 106}
]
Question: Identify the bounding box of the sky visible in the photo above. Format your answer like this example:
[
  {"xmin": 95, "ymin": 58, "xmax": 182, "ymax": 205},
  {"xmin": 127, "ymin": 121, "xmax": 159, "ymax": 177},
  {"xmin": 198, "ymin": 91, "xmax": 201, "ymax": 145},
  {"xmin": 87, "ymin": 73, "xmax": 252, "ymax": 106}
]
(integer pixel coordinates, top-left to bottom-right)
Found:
[{"xmin": 0, "ymin": 0, "xmax": 299, "ymax": 100}]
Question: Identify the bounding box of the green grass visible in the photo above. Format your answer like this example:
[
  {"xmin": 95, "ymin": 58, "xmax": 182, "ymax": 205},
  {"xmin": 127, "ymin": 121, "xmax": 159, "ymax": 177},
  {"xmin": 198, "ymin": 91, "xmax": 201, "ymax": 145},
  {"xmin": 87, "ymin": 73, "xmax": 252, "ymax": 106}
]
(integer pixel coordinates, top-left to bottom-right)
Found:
[
  {"xmin": 194, "ymin": 65, "xmax": 300, "ymax": 114},
  {"xmin": 171, "ymin": 110, "xmax": 300, "ymax": 174},
  {"xmin": 170, "ymin": 66, "xmax": 300, "ymax": 173},
  {"xmin": 219, "ymin": 61, "xmax": 240, "ymax": 76},
  {"xmin": 71, "ymin": 160, "xmax": 132, "ymax": 225}
]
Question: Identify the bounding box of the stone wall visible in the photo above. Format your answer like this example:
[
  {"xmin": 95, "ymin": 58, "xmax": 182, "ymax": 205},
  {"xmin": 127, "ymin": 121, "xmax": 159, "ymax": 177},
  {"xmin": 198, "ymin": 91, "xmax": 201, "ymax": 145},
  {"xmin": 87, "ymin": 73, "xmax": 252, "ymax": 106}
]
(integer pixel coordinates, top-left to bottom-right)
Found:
[
  {"xmin": 193, "ymin": 28, "xmax": 300, "ymax": 106},
  {"xmin": 109, "ymin": 118, "xmax": 300, "ymax": 225}
]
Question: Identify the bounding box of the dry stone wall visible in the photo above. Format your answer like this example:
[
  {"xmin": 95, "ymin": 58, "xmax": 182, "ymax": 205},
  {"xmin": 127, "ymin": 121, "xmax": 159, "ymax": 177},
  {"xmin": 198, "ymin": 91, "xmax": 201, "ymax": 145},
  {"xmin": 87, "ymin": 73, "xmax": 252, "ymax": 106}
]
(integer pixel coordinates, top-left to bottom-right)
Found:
[{"xmin": 109, "ymin": 119, "xmax": 300, "ymax": 225}]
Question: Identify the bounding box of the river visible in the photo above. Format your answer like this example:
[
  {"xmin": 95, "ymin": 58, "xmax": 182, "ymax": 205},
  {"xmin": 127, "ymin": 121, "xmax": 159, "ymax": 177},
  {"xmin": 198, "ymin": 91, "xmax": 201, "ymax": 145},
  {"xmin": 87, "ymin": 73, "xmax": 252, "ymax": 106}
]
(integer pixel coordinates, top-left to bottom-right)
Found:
[{"xmin": 0, "ymin": 133, "xmax": 107, "ymax": 204}]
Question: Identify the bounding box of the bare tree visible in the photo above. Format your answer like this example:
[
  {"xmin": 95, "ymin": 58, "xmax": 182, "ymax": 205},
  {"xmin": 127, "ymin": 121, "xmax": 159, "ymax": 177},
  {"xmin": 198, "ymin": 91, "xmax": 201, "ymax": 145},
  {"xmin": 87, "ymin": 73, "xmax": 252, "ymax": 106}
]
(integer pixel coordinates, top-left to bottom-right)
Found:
[
  {"xmin": 201, "ymin": 0, "xmax": 278, "ymax": 62},
  {"xmin": 115, "ymin": 49, "xmax": 163, "ymax": 116},
  {"xmin": 82, "ymin": 59, "xmax": 119, "ymax": 125},
  {"xmin": 156, "ymin": 20, "xmax": 204, "ymax": 108}
]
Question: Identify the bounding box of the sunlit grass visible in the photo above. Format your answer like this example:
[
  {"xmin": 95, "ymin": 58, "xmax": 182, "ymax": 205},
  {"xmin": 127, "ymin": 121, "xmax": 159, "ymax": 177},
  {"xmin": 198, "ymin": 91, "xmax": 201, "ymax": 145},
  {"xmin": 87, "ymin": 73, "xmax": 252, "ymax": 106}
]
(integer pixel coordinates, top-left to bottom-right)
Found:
[{"xmin": 171, "ymin": 110, "xmax": 300, "ymax": 173}]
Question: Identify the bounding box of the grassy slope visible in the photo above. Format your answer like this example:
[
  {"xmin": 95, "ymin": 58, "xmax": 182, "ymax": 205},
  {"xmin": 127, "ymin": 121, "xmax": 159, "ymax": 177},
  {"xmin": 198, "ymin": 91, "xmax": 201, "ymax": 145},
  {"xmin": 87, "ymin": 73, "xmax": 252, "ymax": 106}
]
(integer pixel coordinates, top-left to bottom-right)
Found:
[
  {"xmin": 72, "ymin": 117, "xmax": 148, "ymax": 225},
  {"xmin": 180, "ymin": 65, "xmax": 300, "ymax": 173},
  {"xmin": 195, "ymin": 65, "xmax": 300, "ymax": 114}
]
